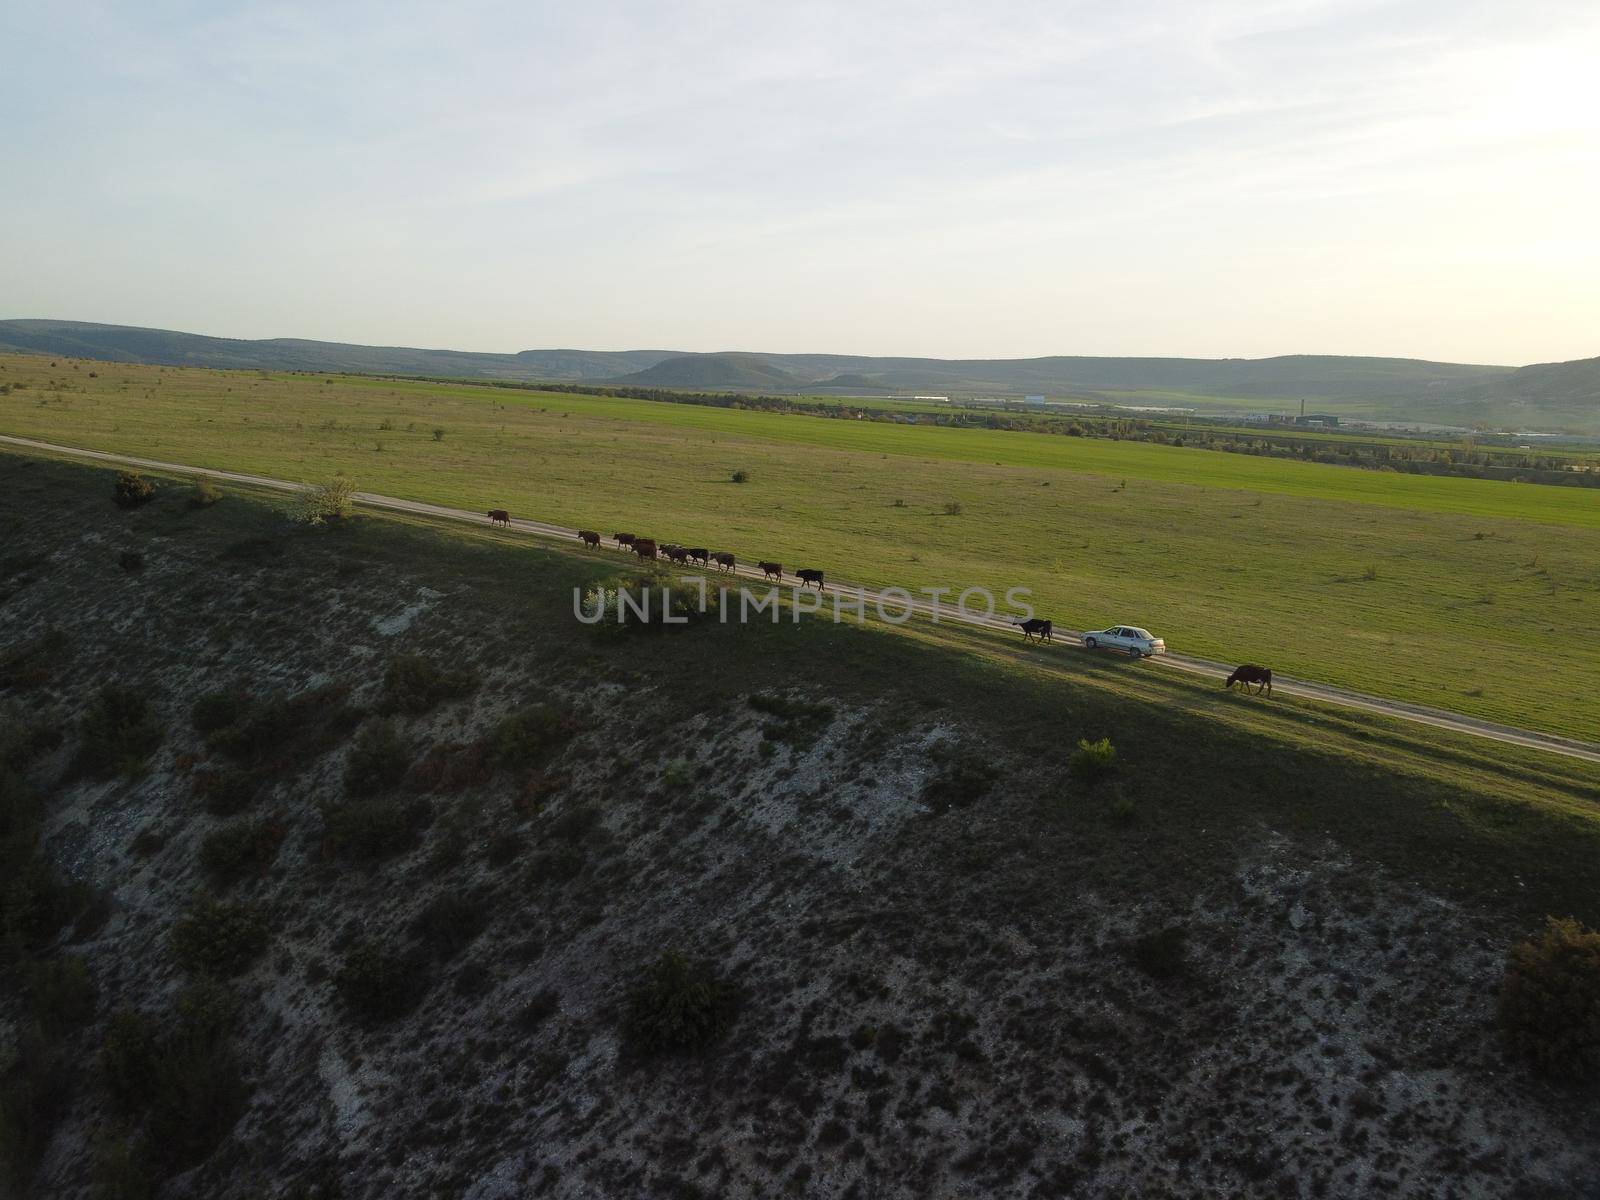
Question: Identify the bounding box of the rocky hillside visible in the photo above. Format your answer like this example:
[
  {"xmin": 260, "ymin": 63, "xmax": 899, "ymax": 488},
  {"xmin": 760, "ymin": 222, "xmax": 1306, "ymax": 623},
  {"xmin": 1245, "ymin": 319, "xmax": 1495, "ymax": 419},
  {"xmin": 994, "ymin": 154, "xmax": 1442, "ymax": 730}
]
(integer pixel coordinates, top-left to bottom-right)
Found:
[{"xmin": 2, "ymin": 454, "xmax": 1597, "ymax": 1199}]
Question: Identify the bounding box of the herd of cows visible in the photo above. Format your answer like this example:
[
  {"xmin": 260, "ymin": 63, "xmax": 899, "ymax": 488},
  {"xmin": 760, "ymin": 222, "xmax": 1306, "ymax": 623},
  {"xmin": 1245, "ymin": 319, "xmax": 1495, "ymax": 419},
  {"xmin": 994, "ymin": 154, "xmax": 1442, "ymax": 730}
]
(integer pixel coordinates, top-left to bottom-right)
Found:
[{"xmin": 485, "ymin": 508, "xmax": 1272, "ymax": 694}]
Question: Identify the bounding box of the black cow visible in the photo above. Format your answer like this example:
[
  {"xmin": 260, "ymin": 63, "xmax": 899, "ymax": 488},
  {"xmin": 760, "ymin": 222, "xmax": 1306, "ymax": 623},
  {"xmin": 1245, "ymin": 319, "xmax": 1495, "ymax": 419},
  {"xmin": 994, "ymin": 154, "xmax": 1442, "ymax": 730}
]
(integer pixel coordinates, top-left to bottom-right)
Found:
[
  {"xmin": 795, "ymin": 569, "xmax": 824, "ymax": 590},
  {"xmin": 1017, "ymin": 617, "xmax": 1053, "ymax": 643}
]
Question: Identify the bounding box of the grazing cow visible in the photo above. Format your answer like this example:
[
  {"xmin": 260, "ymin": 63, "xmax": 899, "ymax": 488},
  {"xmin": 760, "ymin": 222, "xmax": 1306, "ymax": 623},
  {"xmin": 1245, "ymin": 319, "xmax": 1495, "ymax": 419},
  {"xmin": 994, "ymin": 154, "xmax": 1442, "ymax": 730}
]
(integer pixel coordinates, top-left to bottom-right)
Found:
[
  {"xmin": 1017, "ymin": 617, "xmax": 1053, "ymax": 643},
  {"xmin": 711, "ymin": 552, "xmax": 735, "ymax": 573},
  {"xmin": 666, "ymin": 546, "xmax": 690, "ymax": 564},
  {"xmin": 487, "ymin": 509, "xmax": 511, "ymax": 527},
  {"xmin": 795, "ymin": 568, "xmax": 824, "ymax": 590},
  {"xmin": 633, "ymin": 538, "xmax": 658, "ymax": 561},
  {"xmin": 687, "ymin": 548, "xmax": 709, "ymax": 566},
  {"xmin": 576, "ymin": 529, "xmax": 601, "ymax": 548},
  {"xmin": 613, "ymin": 532, "xmax": 635, "ymax": 549},
  {"xmin": 1225, "ymin": 664, "xmax": 1273, "ymax": 696},
  {"xmin": 759, "ymin": 561, "xmax": 783, "ymax": 581}
]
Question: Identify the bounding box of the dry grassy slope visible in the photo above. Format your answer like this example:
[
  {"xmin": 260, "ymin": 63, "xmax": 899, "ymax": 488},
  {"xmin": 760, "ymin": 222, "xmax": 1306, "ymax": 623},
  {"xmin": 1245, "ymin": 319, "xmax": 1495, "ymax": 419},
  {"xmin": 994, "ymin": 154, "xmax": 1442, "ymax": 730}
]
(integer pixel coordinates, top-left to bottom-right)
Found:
[{"xmin": 2, "ymin": 455, "xmax": 1598, "ymax": 1200}]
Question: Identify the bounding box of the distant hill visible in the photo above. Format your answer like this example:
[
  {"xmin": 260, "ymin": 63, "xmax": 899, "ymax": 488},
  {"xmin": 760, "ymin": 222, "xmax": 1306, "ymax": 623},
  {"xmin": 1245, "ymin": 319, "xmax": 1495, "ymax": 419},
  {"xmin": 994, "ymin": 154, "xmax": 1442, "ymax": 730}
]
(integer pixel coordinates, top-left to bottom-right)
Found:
[
  {"xmin": 0, "ymin": 320, "xmax": 672, "ymax": 382},
  {"xmin": 615, "ymin": 351, "xmax": 804, "ymax": 391},
  {"xmin": 5, "ymin": 318, "xmax": 1598, "ymax": 429}
]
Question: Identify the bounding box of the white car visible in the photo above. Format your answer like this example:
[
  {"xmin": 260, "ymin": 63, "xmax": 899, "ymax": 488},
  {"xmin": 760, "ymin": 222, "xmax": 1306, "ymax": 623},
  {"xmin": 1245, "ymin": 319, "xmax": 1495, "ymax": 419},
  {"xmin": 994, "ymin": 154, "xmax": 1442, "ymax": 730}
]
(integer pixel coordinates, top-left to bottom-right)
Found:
[{"xmin": 1082, "ymin": 625, "xmax": 1166, "ymax": 658}]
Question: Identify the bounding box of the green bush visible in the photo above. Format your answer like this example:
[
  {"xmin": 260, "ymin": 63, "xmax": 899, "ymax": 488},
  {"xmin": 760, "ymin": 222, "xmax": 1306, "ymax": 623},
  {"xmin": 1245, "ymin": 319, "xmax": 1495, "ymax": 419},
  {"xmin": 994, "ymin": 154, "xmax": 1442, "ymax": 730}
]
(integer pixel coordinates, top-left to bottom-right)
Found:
[
  {"xmin": 1069, "ymin": 737, "xmax": 1117, "ymax": 784},
  {"xmin": 297, "ymin": 476, "xmax": 355, "ymax": 525},
  {"xmin": 190, "ymin": 688, "xmax": 248, "ymax": 736},
  {"xmin": 205, "ymin": 685, "xmax": 360, "ymax": 768},
  {"xmin": 1129, "ymin": 926, "xmax": 1189, "ymax": 980},
  {"xmin": 409, "ymin": 892, "xmax": 487, "ymax": 962},
  {"xmin": 199, "ymin": 817, "xmax": 285, "ymax": 885},
  {"xmin": 99, "ymin": 983, "xmax": 247, "ymax": 1177},
  {"xmin": 169, "ymin": 896, "xmax": 269, "ymax": 978},
  {"xmin": 113, "ymin": 472, "xmax": 154, "ymax": 509},
  {"xmin": 379, "ymin": 655, "xmax": 477, "ymax": 716},
  {"xmin": 89, "ymin": 1132, "xmax": 156, "ymax": 1200},
  {"xmin": 0, "ymin": 628, "xmax": 68, "ymax": 691},
  {"xmin": 190, "ymin": 767, "xmax": 263, "ymax": 817},
  {"xmin": 0, "ymin": 1031, "xmax": 72, "ymax": 1189},
  {"xmin": 189, "ymin": 475, "xmax": 220, "ymax": 509},
  {"xmin": 27, "ymin": 954, "xmax": 98, "ymax": 1036},
  {"xmin": 920, "ymin": 743, "xmax": 996, "ymax": 814},
  {"xmin": 320, "ymin": 794, "xmax": 427, "ymax": 861},
  {"xmin": 2, "ymin": 856, "xmax": 86, "ymax": 960},
  {"xmin": 489, "ymin": 705, "xmax": 577, "ymax": 769},
  {"xmin": 76, "ymin": 685, "xmax": 163, "ymax": 779},
  {"xmin": 332, "ymin": 941, "xmax": 421, "ymax": 1024},
  {"xmin": 619, "ymin": 949, "xmax": 738, "ymax": 1057},
  {"xmin": 343, "ymin": 720, "xmax": 412, "ymax": 796},
  {"xmin": 1498, "ymin": 916, "xmax": 1600, "ymax": 1081},
  {"xmin": 731, "ymin": 469, "xmax": 750, "ymax": 484}
]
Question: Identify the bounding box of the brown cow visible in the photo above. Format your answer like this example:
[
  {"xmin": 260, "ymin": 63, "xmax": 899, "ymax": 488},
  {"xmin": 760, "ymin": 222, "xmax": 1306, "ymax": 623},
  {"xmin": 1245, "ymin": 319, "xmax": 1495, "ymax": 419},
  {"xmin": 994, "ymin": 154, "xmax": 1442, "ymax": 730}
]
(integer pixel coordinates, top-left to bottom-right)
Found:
[
  {"xmin": 487, "ymin": 509, "xmax": 511, "ymax": 527},
  {"xmin": 711, "ymin": 552, "xmax": 735, "ymax": 573},
  {"xmin": 795, "ymin": 568, "xmax": 824, "ymax": 590},
  {"xmin": 1017, "ymin": 617, "xmax": 1053, "ymax": 643},
  {"xmin": 1225, "ymin": 664, "xmax": 1272, "ymax": 695},
  {"xmin": 633, "ymin": 538, "xmax": 658, "ymax": 561},
  {"xmin": 613, "ymin": 532, "xmax": 635, "ymax": 549},
  {"xmin": 577, "ymin": 529, "xmax": 601, "ymax": 548},
  {"xmin": 665, "ymin": 546, "xmax": 690, "ymax": 564},
  {"xmin": 759, "ymin": 561, "xmax": 783, "ymax": 581}
]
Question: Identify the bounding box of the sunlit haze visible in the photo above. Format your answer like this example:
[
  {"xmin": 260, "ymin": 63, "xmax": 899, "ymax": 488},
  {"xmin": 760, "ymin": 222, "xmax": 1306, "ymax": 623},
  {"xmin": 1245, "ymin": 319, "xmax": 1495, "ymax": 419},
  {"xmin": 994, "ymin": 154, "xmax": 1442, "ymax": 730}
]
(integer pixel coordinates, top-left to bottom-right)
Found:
[{"xmin": 5, "ymin": 0, "xmax": 1598, "ymax": 364}]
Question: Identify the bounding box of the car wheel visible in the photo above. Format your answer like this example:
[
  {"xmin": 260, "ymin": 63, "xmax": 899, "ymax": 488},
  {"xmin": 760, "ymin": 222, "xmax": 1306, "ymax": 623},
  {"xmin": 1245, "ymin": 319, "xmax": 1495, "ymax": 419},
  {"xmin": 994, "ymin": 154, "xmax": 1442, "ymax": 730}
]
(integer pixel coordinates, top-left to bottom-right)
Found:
[
  {"xmin": 1083, "ymin": 637, "xmax": 1097, "ymax": 650},
  {"xmin": 1128, "ymin": 647, "xmax": 1143, "ymax": 659}
]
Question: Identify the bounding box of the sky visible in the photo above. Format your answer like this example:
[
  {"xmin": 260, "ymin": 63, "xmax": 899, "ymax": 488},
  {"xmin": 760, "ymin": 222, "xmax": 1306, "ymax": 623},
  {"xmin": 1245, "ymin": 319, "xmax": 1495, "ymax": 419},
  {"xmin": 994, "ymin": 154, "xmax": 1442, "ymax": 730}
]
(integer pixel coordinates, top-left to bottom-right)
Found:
[{"xmin": 3, "ymin": 0, "xmax": 1598, "ymax": 365}]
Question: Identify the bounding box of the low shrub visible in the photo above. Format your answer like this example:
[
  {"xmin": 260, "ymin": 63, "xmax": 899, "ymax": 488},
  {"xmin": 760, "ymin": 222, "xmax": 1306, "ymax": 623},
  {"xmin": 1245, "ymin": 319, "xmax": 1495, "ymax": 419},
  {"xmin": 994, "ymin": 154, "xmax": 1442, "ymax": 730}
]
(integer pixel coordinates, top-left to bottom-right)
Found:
[
  {"xmin": 113, "ymin": 472, "xmax": 154, "ymax": 509},
  {"xmin": 409, "ymin": 892, "xmax": 488, "ymax": 962},
  {"xmin": 89, "ymin": 1133, "xmax": 156, "ymax": 1200},
  {"xmin": 1497, "ymin": 916, "xmax": 1600, "ymax": 1081},
  {"xmin": 320, "ymin": 794, "xmax": 428, "ymax": 861},
  {"xmin": 75, "ymin": 685, "xmax": 163, "ymax": 779},
  {"xmin": 409, "ymin": 739, "xmax": 493, "ymax": 793},
  {"xmin": 379, "ymin": 655, "xmax": 477, "ymax": 716},
  {"xmin": 190, "ymin": 688, "xmax": 249, "ymax": 736},
  {"xmin": 27, "ymin": 954, "xmax": 98, "ymax": 1036},
  {"xmin": 1129, "ymin": 926, "xmax": 1189, "ymax": 980},
  {"xmin": 1, "ymin": 857, "xmax": 85, "ymax": 960},
  {"xmin": 190, "ymin": 767, "xmax": 263, "ymax": 817},
  {"xmin": 118, "ymin": 551, "xmax": 145, "ymax": 573},
  {"xmin": 0, "ymin": 1032, "xmax": 72, "ymax": 1189},
  {"xmin": 189, "ymin": 475, "xmax": 220, "ymax": 509},
  {"xmin": 199, "ymin": 817, "xmax": 286, "ymax": 885},
  {"xmin": 343, "ymin": 720, "xmax": 412, "ymax": 796},
  {"xmin": 99, "ymin": 982, "xmax": 248, "ymax": 1176},
  {"xmin": 169, "ymin": 896, "xmax": 270, "ymax": 978},
  {"xmin": 748, "ymin": 693, "xmax": 834, "ymax": 748},
  {"xmin": 0, "ymin": 628, "xmax": 68, "ymax": 691},
  {"xmin": 0, "ymin": 704, "xmax": 63, "ymax": 771},
  {"xmin": 489, "ymin": 705, "xmax": 577, "ymax": 769},
  {"xmin": 730, "ymin": 469, "xmax": 750, "ymax": 484},
  {"xmin": 942, "ymin": 501, "xmax": 963, "ymax": 515},
  {"xmin": 332, "ymin": 941, "xmax": 421, "ymax": 1024},
  {"xmin": 920, "ymin": 743, "xmax": 997, "ymax": 814},
  {"xmin": 620, "ymin": 949, "xmax": 738, "ymax": 1057},
  {"xmin": 204, "ymin": 684, "xmax": 360, "ymax": 768},
  {"xmin": 1069, "ymin": 737, "xmax": 1117, "ymax": 784}
]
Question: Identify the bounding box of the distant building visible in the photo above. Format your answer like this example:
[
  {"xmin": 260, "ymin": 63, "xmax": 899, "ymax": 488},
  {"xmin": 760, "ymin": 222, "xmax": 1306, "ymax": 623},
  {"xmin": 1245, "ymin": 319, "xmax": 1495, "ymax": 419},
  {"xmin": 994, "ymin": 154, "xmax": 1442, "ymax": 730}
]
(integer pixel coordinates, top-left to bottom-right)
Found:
[
  {"xmin": 913, "ymin": 395, "xmax": 949, "ymax": 402},
  {"xmin": 1024, "ymin": 394, "xmax": 1046, "ymax": 405},
  {"xmin": 1296, "ymin": 414, "xmax": 1340, "ymax": 428}
]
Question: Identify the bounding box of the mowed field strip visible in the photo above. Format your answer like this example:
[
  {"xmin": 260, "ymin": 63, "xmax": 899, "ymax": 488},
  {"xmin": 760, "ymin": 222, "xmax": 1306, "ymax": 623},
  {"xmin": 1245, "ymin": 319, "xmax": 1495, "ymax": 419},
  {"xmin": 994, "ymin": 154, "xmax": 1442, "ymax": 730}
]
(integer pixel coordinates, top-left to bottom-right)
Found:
[
  {"xmin": 3, "ymin": 354, "xmax": 1599, "ymax": 739},
  {"xmin": 5, "ymin": 430, "xmax": 1599, "ymax": 767}
]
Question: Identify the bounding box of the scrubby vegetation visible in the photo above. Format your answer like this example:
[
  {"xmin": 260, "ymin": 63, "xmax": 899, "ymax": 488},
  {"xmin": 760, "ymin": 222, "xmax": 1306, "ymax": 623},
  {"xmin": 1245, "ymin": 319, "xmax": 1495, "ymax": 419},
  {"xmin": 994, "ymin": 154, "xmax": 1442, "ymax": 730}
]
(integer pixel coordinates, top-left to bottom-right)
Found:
[
  {"xmin": 74, "ymin": 684, "xmax": 163, "ymax": 779},
  {"xmin": 332, "ymin": 940, "xmax": 421, "ymax": 1024},
  {"xmin": 112, "ymin": 471, "xmax": 154, "ymax": 509},
  {"xmin": 1497, "ymin": 916, "xmax": 1600, "ymax": 1081},
  {"xmin": 619, "ymin": 949, "xmax": 739, "ymax": 1057},
  {"xmin": 378, "ymin": 653, "xmax": 477, "ymax": 716},
  {"xmin": 1069, "ymin": 736, "xmax": 1117, "ymax": 784},
  {"xmin": 343, "ymin": 719, "xmax": 412, "ymax": 796},
  {"xmin": 169, "ymin": 895, "xmax": 270, "ymax": 977},
  {"xmin": 199, "ymin": 816, "xmax": 285, "ymax": 885},
  {"xmin": 297, "ymin": 476, "xmax": 355, "ymax": 525}
]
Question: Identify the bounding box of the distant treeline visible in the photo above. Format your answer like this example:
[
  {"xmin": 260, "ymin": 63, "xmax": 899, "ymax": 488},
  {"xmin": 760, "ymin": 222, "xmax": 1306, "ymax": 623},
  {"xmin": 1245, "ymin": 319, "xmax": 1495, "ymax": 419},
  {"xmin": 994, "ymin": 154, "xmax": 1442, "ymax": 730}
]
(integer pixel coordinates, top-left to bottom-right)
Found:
[{"xmin": 411, "ymin": 376, "xmax": 1600, "ymax": 488}]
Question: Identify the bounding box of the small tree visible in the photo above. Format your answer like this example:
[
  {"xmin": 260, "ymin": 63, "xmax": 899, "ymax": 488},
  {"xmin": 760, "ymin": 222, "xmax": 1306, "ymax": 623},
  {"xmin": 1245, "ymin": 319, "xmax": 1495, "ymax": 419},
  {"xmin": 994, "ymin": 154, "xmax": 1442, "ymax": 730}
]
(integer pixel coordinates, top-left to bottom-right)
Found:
[
  {"xmin": 1069, "ymin": 737, "xmax": 1116, "ymax": 784},
  {"xmin": 731, "ymin": 469, "xmax": 750, "ymax": 484},
  {"xmin": 1498, "ymin": 916, "xmax": 1600, "ymax": 1081},
  {"xmin": 297, "ymin": 477, "xmax": 355, "ymax": 525},
  {"xmin": 189, "ymin": 475, "xmax": 220, "ymax": 508},
  {"xmin": 620, "ymin": 950, "xmax": 737, "ymax": 1057}
]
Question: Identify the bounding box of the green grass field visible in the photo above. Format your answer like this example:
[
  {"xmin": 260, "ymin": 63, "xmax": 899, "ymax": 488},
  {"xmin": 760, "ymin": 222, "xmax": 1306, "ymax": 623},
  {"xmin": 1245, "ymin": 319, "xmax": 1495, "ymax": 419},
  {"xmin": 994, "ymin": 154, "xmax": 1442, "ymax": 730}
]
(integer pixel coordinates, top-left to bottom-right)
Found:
[{"xmin": 4, "ymin": 352, "xmax": 1599, "ymax": 739}]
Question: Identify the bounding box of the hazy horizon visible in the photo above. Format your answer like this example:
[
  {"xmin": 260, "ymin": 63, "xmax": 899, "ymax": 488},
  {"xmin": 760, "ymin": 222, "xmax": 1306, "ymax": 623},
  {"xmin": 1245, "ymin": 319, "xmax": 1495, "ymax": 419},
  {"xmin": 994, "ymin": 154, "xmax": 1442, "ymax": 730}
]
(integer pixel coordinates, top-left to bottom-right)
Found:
[{"xmin": 4, "ymin": 1, "xmax": 1597, "ymax": 365}]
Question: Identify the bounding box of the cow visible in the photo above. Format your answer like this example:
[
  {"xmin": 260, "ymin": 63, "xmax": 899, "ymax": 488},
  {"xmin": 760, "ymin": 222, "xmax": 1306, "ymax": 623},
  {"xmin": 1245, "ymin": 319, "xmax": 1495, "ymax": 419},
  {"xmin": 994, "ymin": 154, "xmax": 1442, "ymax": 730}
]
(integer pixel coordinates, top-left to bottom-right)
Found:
[
  {"xmin": 665, "ymin": 546, "xmax": 691, "ymax": 564},
  {"xmin": 576, "ymin": 529, "xmax": 601, "ymax": 548},
  {"xmin": 1016, "ymin": 617, "xmax": 1053, "ymax": 643},
  {"xmin": 687, "ymin": 548, "xmax": 710, "ymax": 566},
  {"xmin": 711, "ymin": 552, "xmax": 735, "ymax": 573},
  {"xmin": 759, "ymin": 561, "xmax": 783, "ymax": 581},
  {"xmin": 487, "ymin": 509, "xmax": 511, "ymax": 527},
  {"xmin": 633, "ymin": 538, "xmax": 658, "ymax": 561},
  {"xmin": 795, "ymin": 568, "xmax": 824, "ymax": 590},
  {"xmin": 613, "ymin": 532, "xmax": 635, "ymax": 549},
  {"xmin": 1225, "ymin": 664, "xmax": 1273, "ymax": 696}
]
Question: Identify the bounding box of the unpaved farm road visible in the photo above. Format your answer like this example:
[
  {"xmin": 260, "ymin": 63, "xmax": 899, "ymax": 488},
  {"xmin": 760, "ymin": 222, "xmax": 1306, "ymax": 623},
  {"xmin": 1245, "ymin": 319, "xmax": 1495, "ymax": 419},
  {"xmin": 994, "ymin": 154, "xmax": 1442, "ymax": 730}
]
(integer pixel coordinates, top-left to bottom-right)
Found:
[{"xmin": 7, "ymin": 433, "xmax": 1599, "ymax": 766}]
